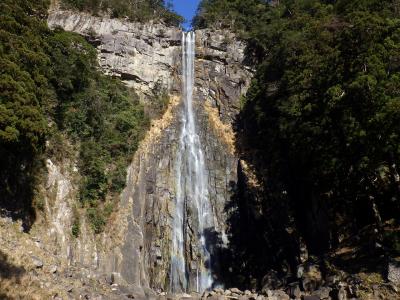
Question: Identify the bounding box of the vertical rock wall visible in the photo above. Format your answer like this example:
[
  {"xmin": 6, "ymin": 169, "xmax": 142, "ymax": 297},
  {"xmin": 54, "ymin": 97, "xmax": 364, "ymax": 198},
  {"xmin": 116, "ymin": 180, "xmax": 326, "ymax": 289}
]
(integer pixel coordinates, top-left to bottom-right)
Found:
[
  {"xmin": 195, "ymin": 30, "xmax": 254, "ymax": 124},
  {"xmin": 43, "ymin": 9, "xmax": 254, "ymax": 292}
]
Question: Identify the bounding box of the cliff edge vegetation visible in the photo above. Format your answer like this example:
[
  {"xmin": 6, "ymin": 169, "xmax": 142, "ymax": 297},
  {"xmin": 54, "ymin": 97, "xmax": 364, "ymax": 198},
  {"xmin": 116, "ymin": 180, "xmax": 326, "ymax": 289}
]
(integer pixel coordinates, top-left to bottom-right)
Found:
[{"xmin": 59, "ymin": 0, "xmax": 183, "ymax": 26}]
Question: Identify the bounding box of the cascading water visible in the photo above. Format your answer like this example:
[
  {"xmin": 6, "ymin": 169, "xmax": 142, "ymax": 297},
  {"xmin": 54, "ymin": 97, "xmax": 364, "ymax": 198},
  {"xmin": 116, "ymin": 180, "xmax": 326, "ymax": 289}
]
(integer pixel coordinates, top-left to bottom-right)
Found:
[{"xmin": 170, "ymin": 31, "xmax": 214, "ymax": 293}]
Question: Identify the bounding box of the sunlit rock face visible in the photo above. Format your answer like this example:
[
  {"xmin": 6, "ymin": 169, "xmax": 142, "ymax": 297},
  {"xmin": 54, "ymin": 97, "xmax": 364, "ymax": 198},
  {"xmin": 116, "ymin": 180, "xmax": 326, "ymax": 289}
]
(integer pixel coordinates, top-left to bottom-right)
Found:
[
  {"xmin": 195, "ymin": 29, "xmax": 254, "ymax": 124},
  {"xmin": 48, "ymin": 9, "xmax": 182, "ymax": 100},
  {"xmin": 44, "ymin": 8, "xmax": 254, "ymax": 294}
]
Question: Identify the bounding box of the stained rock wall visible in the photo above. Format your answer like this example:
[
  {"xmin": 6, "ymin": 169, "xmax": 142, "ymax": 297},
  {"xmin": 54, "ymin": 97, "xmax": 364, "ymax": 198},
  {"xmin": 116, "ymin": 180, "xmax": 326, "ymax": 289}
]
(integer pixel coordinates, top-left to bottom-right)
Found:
[{"xmin": 43, "ymin": 8, "xmax": 254, "ymax": 293}]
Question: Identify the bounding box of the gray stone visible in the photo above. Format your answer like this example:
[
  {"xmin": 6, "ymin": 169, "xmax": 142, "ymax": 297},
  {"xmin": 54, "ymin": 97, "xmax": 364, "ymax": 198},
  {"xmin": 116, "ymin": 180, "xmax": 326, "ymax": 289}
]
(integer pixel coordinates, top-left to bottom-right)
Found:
[
  {"xmin": 266, "ymin": 290, "xmax": 290, "ymax": 300},
  {"xmin": 48, "ymin": 265, "xmax": 58, "ymax": 274},
  {"xmin": 224, "ymin": 290, "xmax": 232, "ymax": 296},
  {"xmin": 302, "ymin": 296, "xmax": 320, "ymax": 300},
  {"xmin": 48, "ymin": 9, "xmax": 181, "ymax": 101},
  {"xmin": 214, "ymin": 288, "xmax": 225, "ymax": 294},
  {"xmin": 312, "ymin": 287, "xmax": 331, "ymax": 300},
  {"xmin": 261, "ymin": 271, "xmax": 283, "ymax": 291},
  {"xmin": 144, "ymin": 286, "xmax": 158, "ymax": 298},
  {"xmin": 389, "ymin": 283, "xmax": 398, "ymax": 293},
  {"xmin": 195, "ymin": 30, "xmax": 254, "ymax": 124},
  {"xmin": 287, "ymin": 282, "xmax": 301, "ymax": 299},
  {"xmin": 166, "ymin": 293, "xmax": 177, "ymax": 300},
  {"xmin": 31, "ymin": 256, "xmax": 43, "ymax": 268},
  {"xmin": 109, "ymin": 272, "xmax": 125, "ymax": 285},
  {"xmin": 337, "ymin": 285, "xmax": 347, "ymax": 300},
  {"xmin": 189, "ymin": 292, "xmax": 201, "ymax": 299},
  {"xmin": 116, "ymin": 284, "xmax": 146, "ymax": 299},
  {"xmin": 388, "ymin": 258, "xmax": 400, "ymax": 285},
  {"xmin": 207, "ymin": 296, "xmax": 226, "ymax": 300},
  {"xmin": 297, "ymin": 263, "xmax": 322, "ymax": 292},
  {"xmin": 230, "ymin": 288, "xmax": 243, "ymax": 295}
]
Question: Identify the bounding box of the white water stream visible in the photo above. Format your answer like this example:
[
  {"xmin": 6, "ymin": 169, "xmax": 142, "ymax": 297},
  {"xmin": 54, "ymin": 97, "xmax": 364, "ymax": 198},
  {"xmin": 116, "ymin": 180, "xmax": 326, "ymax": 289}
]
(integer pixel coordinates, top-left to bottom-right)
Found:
[{"xmin": 170, "ymin": 31, "xmax": 214, "ymax": 293}]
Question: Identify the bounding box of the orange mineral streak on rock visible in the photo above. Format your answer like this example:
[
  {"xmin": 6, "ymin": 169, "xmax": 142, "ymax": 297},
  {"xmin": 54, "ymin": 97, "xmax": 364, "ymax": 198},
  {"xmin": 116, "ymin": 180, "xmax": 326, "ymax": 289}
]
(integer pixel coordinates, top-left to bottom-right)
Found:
[
  {"xmin": 137, "ymin": 95, "xmax": 180, "ymax": 155},
  {"xmin": 203, "ymin": 101, "xmax": 236, "ymax": 156}
]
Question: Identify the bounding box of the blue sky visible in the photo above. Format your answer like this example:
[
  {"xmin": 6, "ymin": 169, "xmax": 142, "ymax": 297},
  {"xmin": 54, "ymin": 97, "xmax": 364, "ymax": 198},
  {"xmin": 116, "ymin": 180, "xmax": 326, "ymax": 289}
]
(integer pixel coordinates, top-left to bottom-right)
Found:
[{"xmin": 171, "ymin": 0, "xmax": 201, "ymax": 30}]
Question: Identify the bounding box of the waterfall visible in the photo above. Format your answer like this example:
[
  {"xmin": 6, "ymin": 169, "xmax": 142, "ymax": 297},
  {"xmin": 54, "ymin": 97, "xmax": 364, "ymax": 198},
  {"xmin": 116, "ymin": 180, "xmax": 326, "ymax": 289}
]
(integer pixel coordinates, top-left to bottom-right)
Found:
[{"xmin": 170, "ymin": 31, "xmax": 214, "ymax": 293}]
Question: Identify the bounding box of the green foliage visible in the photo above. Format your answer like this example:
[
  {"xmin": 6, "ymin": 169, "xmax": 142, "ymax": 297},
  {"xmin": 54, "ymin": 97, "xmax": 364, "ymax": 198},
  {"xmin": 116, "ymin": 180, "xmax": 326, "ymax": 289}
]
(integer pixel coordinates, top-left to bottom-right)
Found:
[
  {"xmin": 236, "ymin": 0, "xmax": 400, "ymax": 226},
  {"xmin": 47, "ymin": 25, "xmax": 149, "ymax": 231},
  {"xmin": 86, "ymin": 207, "xmax": 106, "ymax": 234},
  {"xmin": 0, "ymin": 0, "xmax": 51, "ymax": 219},
  {"xmin": 34, "ymin": 197, "xmax": 45, "ymax": 211},
  {"xmin": 87, "ymin": 201, "xmax": 114, "ymax": 234},
  {"xmin": 103, "ymin": 202, "xmax": 114, "ymax": 217},
  {"xmin": 60, "ymin": 0, "xmax": 183, "ymax": 26},
  {"xmin": 65, "ymin": 76, "xmax": 149, "ymax": 204},
  {"xmin": 72, "ymin": 218, "xmax": 80, "ymax": 238},
  {"xmin": 193, "ymin": 0, "xmax": 270, "ymax": 33},
  {"xmin": 196, "ymin": 0, "xmax": 400, "ymax": 281},
  {"xmin": 0, "ymin": 0, "xmax": 150, "ymax": 232}
]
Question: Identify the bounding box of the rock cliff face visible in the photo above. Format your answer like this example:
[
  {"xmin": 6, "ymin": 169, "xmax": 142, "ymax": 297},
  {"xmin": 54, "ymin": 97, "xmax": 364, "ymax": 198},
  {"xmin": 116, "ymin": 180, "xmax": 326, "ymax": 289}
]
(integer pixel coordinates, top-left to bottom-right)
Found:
[
  {"xmin": 41, "ymin": 8, "xmax": 254, "ymax": 293},
  {"xmin": 195, "ymin": 30, "xmax": 253, "ymax": 124},
  {"xmin": 48, "ymin": 8, "xmax": 182, "ymax": 100}
]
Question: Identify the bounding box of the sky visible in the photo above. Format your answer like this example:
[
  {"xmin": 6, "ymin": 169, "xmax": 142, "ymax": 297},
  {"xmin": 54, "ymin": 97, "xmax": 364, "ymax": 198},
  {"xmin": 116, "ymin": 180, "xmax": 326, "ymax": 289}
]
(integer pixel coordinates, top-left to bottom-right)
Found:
[{"xmin": 171, "ymin": 0, "xmax": 201, "ymax": 30}]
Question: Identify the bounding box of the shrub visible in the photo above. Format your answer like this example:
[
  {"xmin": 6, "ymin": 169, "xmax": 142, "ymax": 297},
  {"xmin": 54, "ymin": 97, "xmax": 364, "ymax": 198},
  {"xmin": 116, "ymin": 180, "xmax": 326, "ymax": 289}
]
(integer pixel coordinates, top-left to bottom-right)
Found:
[
  {"xmin": 72, "ymin": 218, "xmax": 80, "ymax": 238},
  {"xmin": 87, "ymin": 207, "xmax": 106, "ymax": 234}
]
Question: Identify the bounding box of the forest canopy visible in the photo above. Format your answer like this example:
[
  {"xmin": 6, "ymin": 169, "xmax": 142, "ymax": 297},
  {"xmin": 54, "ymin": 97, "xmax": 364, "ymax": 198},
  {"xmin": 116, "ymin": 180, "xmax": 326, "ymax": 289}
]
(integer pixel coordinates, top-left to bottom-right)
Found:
[
  {"xmin": 60, "ymin": 0, "xmax": 184, "ymax": 26},
  {"xmin": 194, "ymin": 0, "xmax": 400, "ymax": 285}
]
